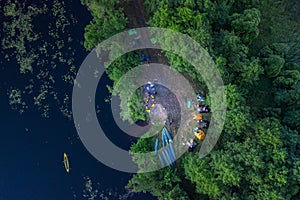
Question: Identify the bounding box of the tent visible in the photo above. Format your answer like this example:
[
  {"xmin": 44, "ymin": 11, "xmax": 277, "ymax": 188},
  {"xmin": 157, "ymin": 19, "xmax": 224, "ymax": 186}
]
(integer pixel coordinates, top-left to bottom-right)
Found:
[
  {"xmin": 195, "ymin": 130, "xmax": 205, "ymax": 140},
  {"xmin": 193, "ymin": 114, "xmax": 203, "ymax": 120}
]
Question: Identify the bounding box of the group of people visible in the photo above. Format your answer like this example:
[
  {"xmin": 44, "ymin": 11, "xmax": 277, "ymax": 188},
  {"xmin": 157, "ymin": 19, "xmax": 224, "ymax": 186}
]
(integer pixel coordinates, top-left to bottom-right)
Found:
[
  {"xmin": 144, "ymin": 82, "xmax": 156, "ymax": 95},
  {"xmin": 197, "ymin": 93, "xmax": 206, "ymax": 102},
  {"xmin": 186, "ymin": 93, "xmax": 210, "ymax": 152},
  {"xmin": 198, "ymin": 119, "xmax": 209, "ymax": 128},
  {"xmin": 198, "ymin": 104, "xmax": 210, "ymax": 113},
  {"xmin": 144, "ymin": 82, "xmax": 157, "ymax": 113},
  {"xmin": 141, "ymin": 53, "xmax": 150, "ymax": 64},
  {"xmin": 186, "ymin": 139, "xmax": 197, "ymax": 152}
]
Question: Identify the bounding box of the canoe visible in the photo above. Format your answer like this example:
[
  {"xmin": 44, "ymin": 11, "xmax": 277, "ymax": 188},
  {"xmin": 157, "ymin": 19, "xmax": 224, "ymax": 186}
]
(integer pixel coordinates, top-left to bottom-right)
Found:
[
  {"xmin": 161, "ymin": 151, "xmax": 171, "ymax": 166},
  {"xmin": 63, "ymin": 153, "xmax": 70, "ymax": 173},
  {"xmin": 162, "ymin": 129, "xmax": 176, "ymax": 164},
  {"xmin": 169, "ymin": 143, "xmax": 176, "ymax": 161},
  {"xmin": 167, "ymin": 146, "xmax": 175, "ymax": 164},
  {"xmin": 158, "ymin": 154, "xmax": 164, "ymax": 167},
  {"xmin": 163, "ymin": 127, "xmax": 172, "ymax": 141},
  {"xmin": 164, "ymin": 150, "xmax": 173, "ymax": 166},
  {"xmin": 154, "ymin": 138, "xmax": 159, "ymax": 154},
  {"xmin": 162, "ymin": 131, "xmax": 166, "ymax": 147}
]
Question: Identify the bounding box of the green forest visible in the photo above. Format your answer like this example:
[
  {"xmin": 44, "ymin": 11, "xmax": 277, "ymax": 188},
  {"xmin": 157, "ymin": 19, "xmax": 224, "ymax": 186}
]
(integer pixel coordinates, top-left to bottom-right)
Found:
[{"xmin": 81, "ymin": 0, "xmax": 300, "ymax": 199}]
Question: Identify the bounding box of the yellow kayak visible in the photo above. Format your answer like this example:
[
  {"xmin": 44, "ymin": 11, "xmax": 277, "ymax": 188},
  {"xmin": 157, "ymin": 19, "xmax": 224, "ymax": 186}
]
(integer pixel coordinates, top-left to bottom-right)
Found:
[{"xmin": 63, "ymin": 153, "xmax": 70, "ymax": 173}]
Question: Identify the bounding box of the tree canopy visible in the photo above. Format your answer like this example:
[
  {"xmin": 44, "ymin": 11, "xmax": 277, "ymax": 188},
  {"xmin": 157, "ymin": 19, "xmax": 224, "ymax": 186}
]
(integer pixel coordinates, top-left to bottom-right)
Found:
[{"xmin": 83, "ymin": 0, "xmax": 300, "ymax": 199}]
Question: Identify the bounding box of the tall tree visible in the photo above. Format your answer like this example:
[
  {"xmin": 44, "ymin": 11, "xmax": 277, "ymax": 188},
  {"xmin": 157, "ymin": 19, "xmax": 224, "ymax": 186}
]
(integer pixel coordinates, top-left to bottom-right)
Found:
[
  {"xmin": 230, "ymin": 8, "xmax": 261, "ymax": 44},
  {"xmin": 82, "ymin": 0, "xmax": 126, "ymax": 50}
]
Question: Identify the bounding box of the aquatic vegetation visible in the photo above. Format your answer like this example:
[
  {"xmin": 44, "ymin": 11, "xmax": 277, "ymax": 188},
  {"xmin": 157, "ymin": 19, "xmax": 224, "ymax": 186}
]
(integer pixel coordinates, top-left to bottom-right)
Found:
[
  {"xmin": 2, "ymin": 0, "xmax": 82, "ymax": 119},
  {"xmin": 82, "ymin": 176, "xmax": 122, "ymax": 200},
  {"xmin": 16, "ymin": 51, "xmax": 38, "ymax": 74},
  {"xmin": 7, "ymin": 88, "xmax": 28, "ymax": 114},
  {"xmin": 60, "ymin": 94, "xmax": 73, "ymax": 120},
  {"xmin": 2, "ymin": 0, "xmax": 47, "ymax": 73},
  {"xmin": 83, "ymin": 177, "xmax": 99, "ymax": 200}
]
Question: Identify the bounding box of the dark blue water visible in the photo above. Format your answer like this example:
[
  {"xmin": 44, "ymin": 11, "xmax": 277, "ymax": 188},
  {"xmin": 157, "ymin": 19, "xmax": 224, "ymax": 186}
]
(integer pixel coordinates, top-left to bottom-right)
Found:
[
  {"xmin": 0, "ymin": 0, "xmax": 156, "ymax": 199},
  {"xmin": 0, "ymin": 73, "xmax": 153, "ymax": 200},
  {"xmin": 0, "ymin": 77, "xmax": 155, "ymax": 200}
]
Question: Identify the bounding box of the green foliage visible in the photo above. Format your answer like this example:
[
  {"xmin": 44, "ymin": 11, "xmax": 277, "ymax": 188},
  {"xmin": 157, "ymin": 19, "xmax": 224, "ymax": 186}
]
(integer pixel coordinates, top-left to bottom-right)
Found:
[
  {"xmin": 219, "ymin": 30, "xmax": 249, "ymax": 71},
  {"xmin": 148, "ymin": 6, "xmax": 211, "ymax": 47},
  {"xmin": 126, "ymin": 0, "xmax": 300, "ymax": 198},
  {"xmin": 182, "ymin": 117, "xmax": 298, "ymax": 199},
  {"xmin": 263, "ymin": 54, "xmax": 285, "ymax": 78},
  {"xmin": 281, "ymin": 127, "xmax": 300, "ymax": 195},
  {"xmin": 147, "ymin": 2, "xmax": 212, "ymax": 81},
  {"xmin": 128, "ymin": 134, "xmax": 154, "ymax": 168},
  {"xmin": 126, "ymin": 167, "xmax": 183, "ymax": 199},
  {"xmin": 230, "ymin": 8, "xmax": 261, "ymax": 44},
  {"xmin": 283, "ymin": 109, "xmax": 300, "ymax": 130},
  {"xmin": 82, "ymin": 0, "xmax": 126, "ymax": 50},
  {"xmin": 239, "ymin": 58, "xmax": 264, "ymax": 85},
  {"xmin": 128, "ymin": 90, "xmax": 147, "ymax": 122},
  {"xmin": 274, "ymin": 83, "xmax": 300, "ymax": 106},
  {"xmin": 107, "ymin": 52, "xmax": 143, "ymax": 123},
  {"xmin": 107, "ymin": 53, "xmax": 140, "ymax": 83},
  {"xmin": 182, "ymin": 154, "xmax": 221, "ymax": 197},
  {"xmin": 223, "ymin": 84, "xmax": 250, "ymax": 137},
  {"xmin": 272, "ymin": 40, "xmax": 300, "ymax": 132},
  {"xmin": 273, "ymin": 70, "xmax": 300, "ymax": 87},
  {"xmin": 129, "ymin": 136, "xmax": 152, "ymax": 154},
  {"xmin": 253, "ymin": 0, "xmax": 300, "ymax": 49},
  {"xmin": 270, "ymin": 43, "xmax": 290, "ymax": 56},
  {"xmin": 82, "ymin": 0, "xmax": 300, "ymax": 199},
  {"xmin": 162, "ymin": 185, "xmax": 189, "ymax": 200}
]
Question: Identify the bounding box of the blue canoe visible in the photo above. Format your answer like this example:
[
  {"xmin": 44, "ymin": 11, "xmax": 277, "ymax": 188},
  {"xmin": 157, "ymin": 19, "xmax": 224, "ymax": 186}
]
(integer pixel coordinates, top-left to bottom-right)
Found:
[
  {"xmin": 163, "ymin": 127, "xmax": 172, "ymax": 141},
  {"xmin": 162, "ymin": 130, "xmax": 175, "ymax": 165},
  {"xmin": 162, "ymin": 131, "xmax": 166, "ymax": 147},
  {"xmin": 165, "ymin": 150, "xmax": 173, "ymax": 166},
  {"xmin": 163, "ymin": 128, "xmax": 176, "ymax": 161},
  {"xmin": 167, "ymin": 146, "xmax": 175, "ymax": 164},
  {"xmin": 158, "ymin": 154, "xmax": 164, "ymax": 167},
  {"xmin": 161, "ymin": 151, "xmax": 171, "ymax": 166},
  {"xmin": 154, "ymin": 138, "xmax": 159, "ymax": 155},
  {"xmin": 169, "ymin": 143, "xmax": 176, "ymax": 161}
]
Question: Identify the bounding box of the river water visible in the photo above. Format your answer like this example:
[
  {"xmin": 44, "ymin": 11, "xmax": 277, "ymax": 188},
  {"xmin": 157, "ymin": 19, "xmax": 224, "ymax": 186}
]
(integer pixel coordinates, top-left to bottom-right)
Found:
[{"xmin": 0, "ymin": 0, "xmax": 156, "ymax": 199}]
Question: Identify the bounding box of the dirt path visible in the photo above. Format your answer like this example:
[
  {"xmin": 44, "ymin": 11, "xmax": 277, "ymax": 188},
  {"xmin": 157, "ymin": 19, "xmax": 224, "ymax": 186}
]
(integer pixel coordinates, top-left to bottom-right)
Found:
[
  {"xmin": 123, "ymin": 0, "xmax": 182, "ymax": 132},
  {"xmin": 123, "ymin": 0, "xmax": 168, "ymax": 64},
  {"xmin": 122, "ymin": 3, "xmax": 209, "ymax": 199}
]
